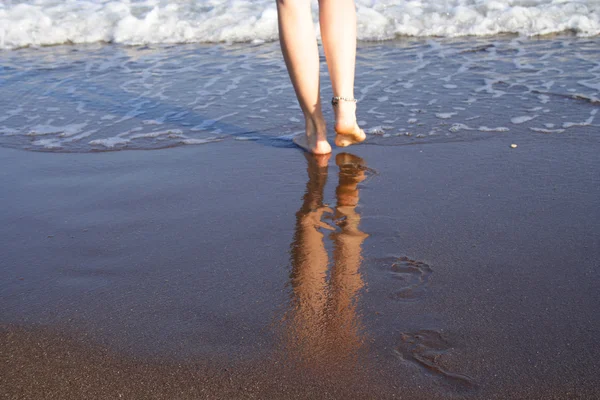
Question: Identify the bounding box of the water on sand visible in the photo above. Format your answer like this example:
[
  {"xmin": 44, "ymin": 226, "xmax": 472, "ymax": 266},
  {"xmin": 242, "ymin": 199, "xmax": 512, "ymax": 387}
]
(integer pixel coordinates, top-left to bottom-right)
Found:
[{"xmin": 1, "ymin": 36, "xmax": 598, "ymax": 153}]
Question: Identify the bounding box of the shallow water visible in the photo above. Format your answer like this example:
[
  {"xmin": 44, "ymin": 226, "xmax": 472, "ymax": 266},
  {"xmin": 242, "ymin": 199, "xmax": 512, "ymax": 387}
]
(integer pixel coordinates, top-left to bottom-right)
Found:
[{"xmin": 0, "ymin": 35, "xmax": 598, "ymax": 153}]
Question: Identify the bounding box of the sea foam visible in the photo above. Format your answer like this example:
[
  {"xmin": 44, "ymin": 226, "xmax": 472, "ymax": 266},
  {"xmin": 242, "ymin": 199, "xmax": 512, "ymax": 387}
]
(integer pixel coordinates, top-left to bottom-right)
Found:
[{"xmin": 1, "ymin": 0, "xmax": 599, "ymax": 50}]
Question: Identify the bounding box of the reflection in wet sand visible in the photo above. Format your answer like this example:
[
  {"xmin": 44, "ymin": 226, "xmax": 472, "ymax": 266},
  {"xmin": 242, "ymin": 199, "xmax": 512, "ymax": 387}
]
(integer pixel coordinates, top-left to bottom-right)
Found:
[{"xmin": 284, "ymin": 152, "xmax": 369, "ymax": 371}]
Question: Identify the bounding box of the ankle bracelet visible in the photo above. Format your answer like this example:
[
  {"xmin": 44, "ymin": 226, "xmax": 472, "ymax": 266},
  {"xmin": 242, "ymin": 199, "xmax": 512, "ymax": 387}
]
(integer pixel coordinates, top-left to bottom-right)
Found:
[{"xmin": 331, "ymin": 96, "xmax": 358, "ymax": 106}]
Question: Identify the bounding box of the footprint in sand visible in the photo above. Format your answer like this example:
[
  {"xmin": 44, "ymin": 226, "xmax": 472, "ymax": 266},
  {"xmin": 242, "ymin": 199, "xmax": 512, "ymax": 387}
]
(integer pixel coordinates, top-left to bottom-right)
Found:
[
  {"xmin": 395, "ymin": 330, "xmax": 477, "ymax": 392},
  {"xmin": 388, "ymin": 257, "xmax": 432, "ymax": 301}
]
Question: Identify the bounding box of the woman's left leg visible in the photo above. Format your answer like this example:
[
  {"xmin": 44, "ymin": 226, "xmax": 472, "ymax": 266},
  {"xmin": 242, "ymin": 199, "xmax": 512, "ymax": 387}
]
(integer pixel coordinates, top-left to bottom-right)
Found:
[{"xmin": 318, "ymin": 0, "xmax": 366, "ymax": 147}]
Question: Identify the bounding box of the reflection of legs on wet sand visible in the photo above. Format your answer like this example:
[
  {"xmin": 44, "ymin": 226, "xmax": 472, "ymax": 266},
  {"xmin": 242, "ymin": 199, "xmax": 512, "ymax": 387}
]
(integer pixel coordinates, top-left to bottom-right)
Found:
[
  {"xmin": 328, "ymin": 153, "xmax": 369, "ymax": 355},
  {"xmin": 286, "ymin": 152, "xmax": 369, "ymax": 367},
  {"xmin": 288, "ymin": 153, "xmax": 332, "ymax": 361}
]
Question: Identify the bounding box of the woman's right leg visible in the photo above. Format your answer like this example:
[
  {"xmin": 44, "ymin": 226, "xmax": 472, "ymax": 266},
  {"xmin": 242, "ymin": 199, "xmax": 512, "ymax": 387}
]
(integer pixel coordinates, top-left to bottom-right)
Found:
[{"xmin": 276, "ymin": 0, "xmax": 331, "ymax": 155}]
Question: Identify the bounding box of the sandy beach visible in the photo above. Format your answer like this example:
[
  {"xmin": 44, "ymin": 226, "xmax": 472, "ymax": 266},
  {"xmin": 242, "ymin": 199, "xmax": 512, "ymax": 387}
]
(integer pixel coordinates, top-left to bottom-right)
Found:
[
  {"xmin": 1, "ymin": 3, "xmax": 600, "ymax": 392},
  {"xmin": 1, "ymin": 125, "xmax": 599, "ymax": 398}
]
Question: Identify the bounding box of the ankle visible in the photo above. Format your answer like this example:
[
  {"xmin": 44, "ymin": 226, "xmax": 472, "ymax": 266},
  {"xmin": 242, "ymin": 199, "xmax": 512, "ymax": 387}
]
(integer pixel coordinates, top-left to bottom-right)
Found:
[
  {"xmin": 331, "ymin": 96, "xmax": 357, "ymax": 107},
  {"xmin": 304, "ymin": 114, "xmax": 326, "ymax": 137},
  {"xmin": 332, "ymin": 97, "xmax": 357, "ymax": 119},
  {"xmin": 304, "ymin": 110, "xmax": 325, "ymax": 124}
]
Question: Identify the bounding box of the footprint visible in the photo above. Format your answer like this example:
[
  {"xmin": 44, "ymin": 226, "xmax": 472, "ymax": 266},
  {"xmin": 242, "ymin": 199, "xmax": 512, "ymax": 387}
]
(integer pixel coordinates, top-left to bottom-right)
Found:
[
  {"xmin": 395, "ymin": 330, "xmax": 477, "ymax": 392},
  {"xmin": 388, "ymin": 257, "xmax": 432, "ymax": 301}
]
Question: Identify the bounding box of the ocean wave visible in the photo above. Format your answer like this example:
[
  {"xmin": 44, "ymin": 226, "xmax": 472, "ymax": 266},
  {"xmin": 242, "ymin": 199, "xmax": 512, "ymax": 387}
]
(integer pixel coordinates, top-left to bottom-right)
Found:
[{"xmin": 1, "ymin": 0, "xmax": 599, "ymax": 49}]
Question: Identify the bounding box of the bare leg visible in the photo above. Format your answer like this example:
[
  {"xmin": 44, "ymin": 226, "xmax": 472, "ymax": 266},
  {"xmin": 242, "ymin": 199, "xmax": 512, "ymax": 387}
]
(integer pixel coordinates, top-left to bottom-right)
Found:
[
  {"xmin": 276, "ymin": 0, "xmax": 331, "ymax": 155},
  {"xmin": 318, "ymin": 0, "xmax": 366, "ymax": 147}
]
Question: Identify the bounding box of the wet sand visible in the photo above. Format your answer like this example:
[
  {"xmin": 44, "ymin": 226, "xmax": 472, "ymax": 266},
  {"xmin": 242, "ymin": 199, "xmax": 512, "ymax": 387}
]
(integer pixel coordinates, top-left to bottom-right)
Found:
[{"xmin": 1, "ymin": 132, "xmax": 599, "ymax": 399}]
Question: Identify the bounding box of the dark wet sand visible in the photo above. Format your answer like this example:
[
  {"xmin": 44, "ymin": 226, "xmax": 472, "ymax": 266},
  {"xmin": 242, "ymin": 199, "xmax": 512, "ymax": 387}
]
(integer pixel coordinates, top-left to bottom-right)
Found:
[{"xmin": 1, "ymin": 133, "xmax": 599, "ymax": 399}]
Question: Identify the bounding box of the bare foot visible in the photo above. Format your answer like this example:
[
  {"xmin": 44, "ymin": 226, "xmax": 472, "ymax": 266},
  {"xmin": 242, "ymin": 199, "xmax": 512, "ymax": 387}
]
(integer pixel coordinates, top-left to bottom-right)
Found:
[
  {"xmin": 292, "ymin": 118, "xmax": 332, "ymax": 155},
  {"xmin": 333, "ymin": 101, "xmax": 366, "ymax": 148}
]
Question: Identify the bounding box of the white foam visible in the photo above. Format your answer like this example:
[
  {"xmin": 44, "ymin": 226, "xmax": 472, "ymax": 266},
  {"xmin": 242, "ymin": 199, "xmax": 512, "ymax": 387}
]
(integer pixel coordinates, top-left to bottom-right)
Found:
[
  {"xmin": 235, "ymin": 136, "xmax": 260, "ymax": 141},
  {"xmin": 24, "ymin": 123, "xmax": 87, "ymax": 137},
  {"xmin": 563, "ymin": 115, "xmax": 595, "ymax": 128},
  {"xmin": 436, "ymin": 112, "xmax": 457, "ymax": 119},
  {"xmin": 562, "ymin": 109, "xmax": 597, "ymax": 128},
  {"xmin": 3, "ymin": 0, "xmax": 597, "ymax": 50},
  {"xmin": 366, "ymin": 126, "xmax": 393, "ymax": 135},
  {"xmin": 32, "ymin": 138, "xmax": 62, "ymax": 149},
  {"xmin": 478, "ymin": 126, "xmax": 510, "ymax": 132},
  {"xmin": 511, "ymin": 115, "xmax": 538, "ymax": 124},
  {"xmin": 0, "ymin": 126, "xmax": 20, "ymax": 135},
  {"xmin": 129, "ymin": 129, "xmax": 184, "ymax": 139},
  {"xmin": 142, "ymin": 119, "xmax": 164, "ymax": 125},
  {"xmin": 58, "ymin": 123, "xmax": 89, "ymax": 137},
  {"xmin": 530, "ymin": 127, "xmax": 565, "ymax": 133},
  {"xmin": 179, "ymin": 137, "xmax": 222, "ymax": 145},
  {"xmin": 449, "ymin": 123, "xmax": 473, "ymax": 132},
  {"xmin": 538, "ymin": 94, "xmax": 550, "ymax": 104},
  {"xmin": 89, "ymin": 137, "xmax": 130, "ymax": 148}
]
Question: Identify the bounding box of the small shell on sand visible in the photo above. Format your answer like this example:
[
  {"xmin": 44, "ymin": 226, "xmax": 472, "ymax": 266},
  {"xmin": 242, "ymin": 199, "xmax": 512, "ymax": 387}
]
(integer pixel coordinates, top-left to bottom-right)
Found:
[{"xmin": 510, "ymin": 144, "xmax": 518, "ymax": 148}]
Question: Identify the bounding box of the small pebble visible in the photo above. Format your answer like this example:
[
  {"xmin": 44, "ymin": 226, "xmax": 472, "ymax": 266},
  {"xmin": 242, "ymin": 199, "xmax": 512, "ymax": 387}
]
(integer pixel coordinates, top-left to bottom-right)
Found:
[{"xmin": 510, "ymin": 144, "xmax": 518, "ymax": 148}]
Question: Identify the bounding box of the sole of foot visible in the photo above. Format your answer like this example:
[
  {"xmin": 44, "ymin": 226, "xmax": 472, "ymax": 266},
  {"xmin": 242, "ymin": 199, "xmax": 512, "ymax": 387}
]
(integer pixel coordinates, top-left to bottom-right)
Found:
[
  {"xmin": 293, "ymin": 134, "xmax": 332, "ymax": 155},
  {"xmin": 334, "ymin": 124, "xmax": 366, "ymax": 148}
]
